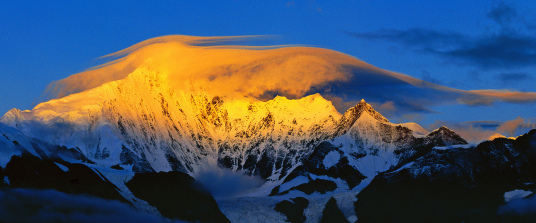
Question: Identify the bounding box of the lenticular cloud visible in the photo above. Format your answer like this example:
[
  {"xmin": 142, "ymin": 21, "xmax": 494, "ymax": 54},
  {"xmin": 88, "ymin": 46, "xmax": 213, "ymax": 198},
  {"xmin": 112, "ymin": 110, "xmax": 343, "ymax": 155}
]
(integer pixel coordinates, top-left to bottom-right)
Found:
[{"xmin": 35, "ymin": 35, "xmax": 536, "ymax": 116}]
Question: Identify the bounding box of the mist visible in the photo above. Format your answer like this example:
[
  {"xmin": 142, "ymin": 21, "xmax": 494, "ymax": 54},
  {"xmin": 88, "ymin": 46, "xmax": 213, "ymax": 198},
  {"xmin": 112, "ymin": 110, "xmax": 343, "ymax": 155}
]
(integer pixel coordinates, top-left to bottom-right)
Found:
[
  {"xmin": 193, "ymin": 166, "xmax": 266, "ymax": 198},
  {"xmin": 498, "ymin": 194, "xmax": 536, "ymax": 216}
]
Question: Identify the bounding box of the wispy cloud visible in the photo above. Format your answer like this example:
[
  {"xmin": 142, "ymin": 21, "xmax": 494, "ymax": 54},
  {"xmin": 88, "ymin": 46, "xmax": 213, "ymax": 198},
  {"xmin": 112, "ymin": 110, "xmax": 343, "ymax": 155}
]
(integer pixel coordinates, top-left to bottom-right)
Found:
[
  {"xmin": 347, "ymin": 2, "xmax": 536, "ymax": 69},
  {"xmin": 462, "ymin": 90, "xmax": 536, "ymax": 105},
  {"xmin": 486, "ymin": 2, "xmax": 518, "ymax": 27},
  {"xmin": 498, "ymin": 72, "xmax": 532, "ymax": 82},
  {"xmin": 440, "ymin": 35, "xmax": 536, "ymax": 69},
  {"xmin": 498, "ymin": 194, "xmax": 536, "ymax": 217},
  {"xmin": 460, "ymin": 120, "xmax": 502, "ymax": 130},
  {"xmin": 496, "ymin": 117, "xmax": 526, "ymax": 135},
  {"xmin": 347, "ymin": 28, "xmax": 464, "ymax": 51},
  {"xmin": 421, "ymin": 70, "xmax": 443, "ymax": 85},
  {"xmin": 192, "ymin": 167, "xmax": 265, "ymax": 198},
  {"xmin": 347, "ymin": 29, "xmax": 536, "ymax": 69}
]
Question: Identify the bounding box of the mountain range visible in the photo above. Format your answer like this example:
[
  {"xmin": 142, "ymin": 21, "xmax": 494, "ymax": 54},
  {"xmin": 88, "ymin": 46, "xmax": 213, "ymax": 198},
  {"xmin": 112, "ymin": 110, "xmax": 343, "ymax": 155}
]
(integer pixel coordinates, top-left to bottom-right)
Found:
[{"xmin": 1, "ymin": 37, "xmax": 535, "ymax": 222}]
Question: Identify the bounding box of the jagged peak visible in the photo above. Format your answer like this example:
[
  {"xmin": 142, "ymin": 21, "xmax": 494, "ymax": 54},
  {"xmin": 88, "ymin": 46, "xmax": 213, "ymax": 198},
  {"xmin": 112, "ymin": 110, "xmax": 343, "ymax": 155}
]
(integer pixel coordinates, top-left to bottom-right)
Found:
[
  {"xmin": 488, "ymin": 133, "xmax": 506, "ymax": 141},
  {"xmin": 435, "ymin": 126, "xmax": 451, "ymax": 132},
  {"xmin": 344, "ymin": 99, "xmax": 389, "ymax": 123},
  {"xmin": 272, "ymin": 93, "xmax": 325, "ymax": 102},
  {"xmin": 430, "ymin": 126, "xmax": 462, "ymax": 136},
  {"xmin": 3, "ymin": 107, "xmax": 22, "ymax": 116},
  {"xmin": 333, "ymin": 99, "xmax": 389, "ymax": 136},
  {"xmin": 429, "ymin": 126, "xmax": 456, "ymax": 136},
  {"xmin": 426, "ymin": 125, "xmax": 468, "ymax": 146},
  {"xmin": 0, "ymin": 108, "xmax": 24, "ymax": 124},
  {"xmin": 265, "ymin": 94, "xmax": 337, "ymax": 112}
]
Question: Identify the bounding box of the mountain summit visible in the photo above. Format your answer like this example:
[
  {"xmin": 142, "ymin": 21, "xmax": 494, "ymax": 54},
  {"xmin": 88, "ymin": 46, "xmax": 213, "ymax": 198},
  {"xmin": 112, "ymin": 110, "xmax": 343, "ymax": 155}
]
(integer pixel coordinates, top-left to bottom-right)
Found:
[
  {"xmin": 353, "ymin": 99, "xmax": 389, "ymax": 123},
  {"xmin": 425, "ymin": 126, "xmax": 468, "ymax": 146}
]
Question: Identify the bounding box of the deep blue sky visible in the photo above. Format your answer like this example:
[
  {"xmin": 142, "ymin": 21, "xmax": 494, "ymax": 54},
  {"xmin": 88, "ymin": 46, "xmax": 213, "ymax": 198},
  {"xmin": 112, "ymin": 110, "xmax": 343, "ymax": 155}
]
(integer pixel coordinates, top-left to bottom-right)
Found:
[{"xmin": 1, "ymin": 1, "xmax": 535, "ymax": 135}]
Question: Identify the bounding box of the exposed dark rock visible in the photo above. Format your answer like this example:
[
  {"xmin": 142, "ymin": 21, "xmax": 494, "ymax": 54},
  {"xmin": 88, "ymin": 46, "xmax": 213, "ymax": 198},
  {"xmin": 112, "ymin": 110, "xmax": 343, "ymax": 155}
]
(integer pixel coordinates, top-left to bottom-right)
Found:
[
  {"xmin": 256, "ymin": 149, "xmax": 275, "ymax": 179},
  {"xmin": 0, "ymin": 166, "xmax": 6, "ymax": 188},
  {"xmin": 321, "ymin": 197, "xmax": 349, "ymax": 223},
  {"xmin": 283, "ymin": 141, "xmax": 366, "ymax": 189},
  {"xmin": 355, "ymin": 177, "xmax": 508, "ymax": 222},
  {"xmin": 120, "ymin": 145, "xmax": 155, "ymax": 173},
  {"xmin": 125, "ymin": 171, "xmax": 230, "ymax": 223},
  {"xmin": 275, "ymin": 197, "xmax": 309, "ymax": 223},
  {"xmin": 3, "ymin": 152, "xmax": 127, "ymax": 204},
  {"xmin": 513, "ymin": 129, "xmax": 536, "ymax": 164},
  {"xmin": 284, "ymin": 178, "xmax": 337, "ymax": 195},
  {"xmin": 165, "ymin": 152, "xmax": 187, "ymax": 172},
  {"xmin": 269, "ymin": 185, "xmax": 281, "ymax": 196},
  {"xmin": 110, "ymin": 164, "xmax": 123, "ymax": 170},
  {"xmin": 355, "ymin": 129, "xmax": 536, "ymax": 222}
]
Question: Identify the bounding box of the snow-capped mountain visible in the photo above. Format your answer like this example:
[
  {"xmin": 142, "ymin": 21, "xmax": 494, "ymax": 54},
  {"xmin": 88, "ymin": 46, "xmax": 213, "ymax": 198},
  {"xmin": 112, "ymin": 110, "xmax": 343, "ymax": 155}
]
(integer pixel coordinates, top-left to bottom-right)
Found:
[
  {"xmin": 0, "ymin": 64, "xmax": 431, "ymax": 186},
  {"xmin": 1, "ymin": 36, "xmax": 535, "ymax": 222},
  {"xmin": 355, "ymin": 129, "xmax": 536, "ymax": 222},
  {"xmin": 1, "ymin": 64, "xmax": 483, "ymax": 222},
  {"xmin": 2, "ymin": 82, "xmax": 535, "ymax": 222},
  {"xmin": 0, "ymin": 62, "xmax": 467, "ymax": 222},
  {"xmin": 0, "ymin": 122, "xmax": 230, "ymax": 222}
]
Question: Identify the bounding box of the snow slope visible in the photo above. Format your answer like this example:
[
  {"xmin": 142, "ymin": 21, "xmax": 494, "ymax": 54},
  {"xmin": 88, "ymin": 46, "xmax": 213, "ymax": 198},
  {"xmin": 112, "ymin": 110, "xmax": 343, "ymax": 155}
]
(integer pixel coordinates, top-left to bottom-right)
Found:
[{"xmin": 2, "ymin": 62, "xmax": 432, "ymax": 184}]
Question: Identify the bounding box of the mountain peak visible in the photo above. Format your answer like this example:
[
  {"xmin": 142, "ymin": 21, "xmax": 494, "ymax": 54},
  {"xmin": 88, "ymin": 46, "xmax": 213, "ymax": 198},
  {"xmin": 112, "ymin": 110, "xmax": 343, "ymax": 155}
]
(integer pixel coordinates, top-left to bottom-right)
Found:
[
  {"xmin": 334, "ymin": 99, "xmax": 389, "ymax": 135},
  {"xmin": 437, "ymin": 126, "xmax": 451, "ymax": 132},
  {"xmin": 351, "ymin": 99, "xmax": 389, "ymax": 123},
  {"xmin": 0, "ymin": 108, "xmax": 24, "ymax": 126},
  {"xmin": 425, "ymin": 126, "xmax": 468, "ymax": 146},
  {"xmin": 430, "ymin": 126, "xmax": 455, "ymax": 135},
  {"xmin": 487, "ymin": 133, "xmax": 506, "ymax": 141}
]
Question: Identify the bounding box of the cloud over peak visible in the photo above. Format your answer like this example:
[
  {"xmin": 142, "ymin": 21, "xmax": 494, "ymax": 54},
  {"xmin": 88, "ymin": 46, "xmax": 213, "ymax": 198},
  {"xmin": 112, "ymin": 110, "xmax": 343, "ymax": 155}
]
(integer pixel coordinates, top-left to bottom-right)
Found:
[{"xmin": 32, "ymin": 35, "xmax": 536, "ymax": 119}]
